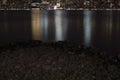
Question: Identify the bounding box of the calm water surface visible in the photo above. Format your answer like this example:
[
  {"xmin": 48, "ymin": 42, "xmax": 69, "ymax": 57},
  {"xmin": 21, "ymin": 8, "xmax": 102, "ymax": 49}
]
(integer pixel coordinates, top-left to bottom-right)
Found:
[{"xmin": 0, "ymin": 9, "xmax": 120, "ymax": 52}]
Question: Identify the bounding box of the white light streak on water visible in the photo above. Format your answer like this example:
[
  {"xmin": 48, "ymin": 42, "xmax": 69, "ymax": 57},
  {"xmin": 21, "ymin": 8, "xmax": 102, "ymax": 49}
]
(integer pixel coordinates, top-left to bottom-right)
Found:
[
  {"xmin": 84, "ymin": 10, "xmax": 92, "ymax": 47},
  {"xmin": 55, "ymin": 10, "xmax": 63, "ymax": 41},
  {"xmin": 41, "ymin": 11, "xmax": 48, "ymax": 41}
]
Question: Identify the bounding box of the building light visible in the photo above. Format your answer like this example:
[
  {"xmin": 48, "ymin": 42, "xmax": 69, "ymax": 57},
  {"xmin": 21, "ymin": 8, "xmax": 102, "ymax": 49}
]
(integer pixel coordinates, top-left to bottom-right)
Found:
[{"xmin": 54, "ymin": 5, "xmax": 57, "ymax": 9}]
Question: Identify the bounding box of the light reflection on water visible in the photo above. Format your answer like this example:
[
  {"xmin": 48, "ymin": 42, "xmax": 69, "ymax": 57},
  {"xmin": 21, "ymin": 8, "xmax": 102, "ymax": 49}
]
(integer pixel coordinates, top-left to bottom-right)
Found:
[
  {"xmin": 3, "ymin": 12, "xmax": 8, "ymax": 33},
  {"xmin": 108, "ymin": 10, "xmax": 112, "ymax": 40},
  {"xmin": 55, "ymin": 10, "xmax": 63, "ymax": 41},
  {"xmin": 31, "ymin": 10, "xmax": 68, "ymax": 42},
  {"xmin": 30, "ymin": 10, "xmax": 120, "ymax": 51},
  {"xmin": 103, "ymin": 10, "xmax": 113, "ymax": 42},
  {"xmin": 83, "ymin": 10, "xmax": 92, "ymax": 47},
  {"xmin": 55, "ymin": 10, "xmax": 68, "ymax": 41},
  {"xmin": 31, "ymin": 8, "xmax": 41, "ymax": 40},
  {"xmin": 41, "ymin": 10, "xmax": 48, "ymax": 41}
]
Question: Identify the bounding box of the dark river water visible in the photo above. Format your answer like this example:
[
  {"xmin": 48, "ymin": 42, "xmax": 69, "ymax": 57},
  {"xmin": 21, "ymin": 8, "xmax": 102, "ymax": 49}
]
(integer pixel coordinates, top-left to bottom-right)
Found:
[{"xmin": 0, "ymin": 9, "xmax": 120, "ymax": 52}]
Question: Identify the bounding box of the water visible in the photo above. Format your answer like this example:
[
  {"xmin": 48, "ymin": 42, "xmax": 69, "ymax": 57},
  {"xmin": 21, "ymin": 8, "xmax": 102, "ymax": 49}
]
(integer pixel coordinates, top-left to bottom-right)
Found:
[
  {"xmin": 0, "ymin": 10, "xmax": 32, "ymax": 44},
  {"xmin": 0, "ymin": 9, "xmax": 120, "ymax": 52}
]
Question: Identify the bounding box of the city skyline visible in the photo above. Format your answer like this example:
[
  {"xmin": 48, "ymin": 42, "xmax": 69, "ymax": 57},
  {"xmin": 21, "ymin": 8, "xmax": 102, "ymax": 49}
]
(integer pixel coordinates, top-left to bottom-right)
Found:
[{"xmin": 0, "ymin": 0, "xmax": 120, "ymax": 9}]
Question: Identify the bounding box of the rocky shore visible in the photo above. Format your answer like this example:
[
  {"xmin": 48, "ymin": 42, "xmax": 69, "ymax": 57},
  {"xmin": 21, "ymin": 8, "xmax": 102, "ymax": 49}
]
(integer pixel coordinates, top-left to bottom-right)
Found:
[{"xmin": 0, "ymin": 41, "xmax": 120, "ymax": 80}]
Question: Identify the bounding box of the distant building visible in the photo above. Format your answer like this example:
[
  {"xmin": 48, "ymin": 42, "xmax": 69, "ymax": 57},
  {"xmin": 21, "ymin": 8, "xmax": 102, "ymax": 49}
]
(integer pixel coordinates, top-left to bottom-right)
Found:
[
  {"xmin": 41, "ymin": 1, "xmax": 49, "ymax": 4},
  {"xmin": 31, "ymin": 2, "xmax": 40, "ymax": 8},
  {"xmin": 2, "ymin": 0, "xmax": 7, "ymax": 5},
  {"xmin": 31, "ymin": 0, "xmax": 42, "ymax": 8},
  {"xmin": 84, "ymin": 0, "xmax": 91, "ymax": 8},
  {"xmin": 56, "ymin": 2, "xmax": 60, "ymax": 7}
]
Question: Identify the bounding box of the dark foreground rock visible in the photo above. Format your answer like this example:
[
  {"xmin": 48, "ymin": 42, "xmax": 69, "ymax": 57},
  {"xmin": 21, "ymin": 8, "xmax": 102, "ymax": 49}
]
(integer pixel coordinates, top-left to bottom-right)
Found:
[{"xmin": 0, "ymin": 41, "xmax": 120, "ymax": 80}]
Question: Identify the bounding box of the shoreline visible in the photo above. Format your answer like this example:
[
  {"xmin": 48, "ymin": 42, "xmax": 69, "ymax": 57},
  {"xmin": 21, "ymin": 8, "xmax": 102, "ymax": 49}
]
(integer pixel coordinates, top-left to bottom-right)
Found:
[
  {"xmin": 0, "ymin": 8, "xmax": 120, "ymax": 11},
  {"xmin": 0, "ymin": 40, "xmax": 119, "ymax": 57}
]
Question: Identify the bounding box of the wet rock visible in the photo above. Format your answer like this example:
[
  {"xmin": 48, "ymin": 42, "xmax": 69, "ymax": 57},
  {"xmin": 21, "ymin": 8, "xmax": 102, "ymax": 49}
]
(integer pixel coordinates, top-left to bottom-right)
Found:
[{"xmin": 0, "ymin": 41, "xmax": 119, "ymax": 80}]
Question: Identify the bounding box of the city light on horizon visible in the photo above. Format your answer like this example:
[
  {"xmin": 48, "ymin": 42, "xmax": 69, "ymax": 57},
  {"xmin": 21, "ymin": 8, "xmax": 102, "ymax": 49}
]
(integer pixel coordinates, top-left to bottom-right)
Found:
[{"xmin": 0, "ymin": 0, "xmax": 120, "ymax": 10}]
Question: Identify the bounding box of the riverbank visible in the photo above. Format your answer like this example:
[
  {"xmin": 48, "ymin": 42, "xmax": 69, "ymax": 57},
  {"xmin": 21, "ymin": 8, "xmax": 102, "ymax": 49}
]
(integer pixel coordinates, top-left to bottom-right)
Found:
[
  {"xmin": 0, "ymin": 41, "xmax": 120, "ymax": 80},
  {"xmin": 0, "ymin": 8, "xmax": 120, "ymax": 11}
]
